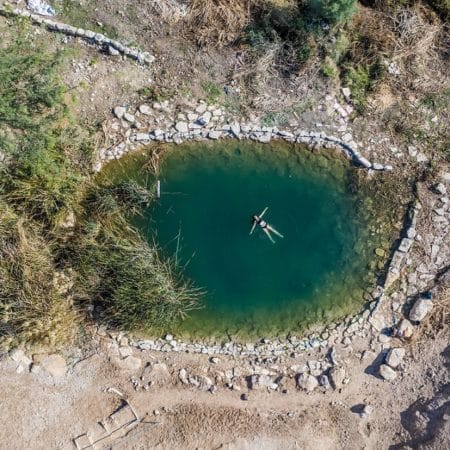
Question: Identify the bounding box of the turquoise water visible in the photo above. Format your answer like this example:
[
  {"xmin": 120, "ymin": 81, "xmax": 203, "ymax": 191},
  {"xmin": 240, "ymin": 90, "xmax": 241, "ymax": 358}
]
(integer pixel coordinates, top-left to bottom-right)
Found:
[{"xmin": 107, "ymin": 141, "xmax": 378, "ymax": 339}]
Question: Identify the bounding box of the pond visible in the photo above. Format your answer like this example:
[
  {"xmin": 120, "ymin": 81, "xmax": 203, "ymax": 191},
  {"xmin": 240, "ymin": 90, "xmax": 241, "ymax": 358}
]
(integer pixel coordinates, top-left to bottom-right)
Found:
[{"xmin": 106, "ymin": 141, "xmax": 383, "ymax": 339}]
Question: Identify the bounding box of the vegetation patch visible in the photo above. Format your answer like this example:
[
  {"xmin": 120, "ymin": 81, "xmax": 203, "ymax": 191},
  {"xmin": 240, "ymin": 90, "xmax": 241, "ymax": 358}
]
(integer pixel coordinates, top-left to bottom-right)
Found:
[{"xmin": 0, "ymin": 24, "xmax": 199, "ymax": 351}]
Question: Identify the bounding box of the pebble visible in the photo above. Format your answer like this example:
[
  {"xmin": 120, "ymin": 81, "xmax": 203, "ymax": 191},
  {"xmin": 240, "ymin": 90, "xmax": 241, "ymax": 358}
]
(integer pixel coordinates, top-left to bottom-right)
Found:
[{"xmin": 139, "ymin": 104, "xmax": 152, "ymax": 115}]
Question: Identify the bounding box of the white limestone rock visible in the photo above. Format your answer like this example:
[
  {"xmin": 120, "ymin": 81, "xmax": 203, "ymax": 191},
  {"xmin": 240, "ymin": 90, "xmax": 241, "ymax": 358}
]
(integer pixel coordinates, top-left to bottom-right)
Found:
[
  {"xmin": 113, "ymin": 106, "xmax": 126, "ymax": 120},
  {"xmin": 379, "ymin": 364, "xmax": 397, "ymax": 381},
  {"xmin": 175, "ymin": 122, "xmax": 188, "ymax": 133},
  {"xmin": 385, "ymin": 347, "xmax": 406, "ymax": 369},
  {"xmin": 296, "ymin": 374, "xmax": 318, "ymax": 392},
  {"xmin": 409, "ymin": 298, "xmax": 433, "ymax": 322}
]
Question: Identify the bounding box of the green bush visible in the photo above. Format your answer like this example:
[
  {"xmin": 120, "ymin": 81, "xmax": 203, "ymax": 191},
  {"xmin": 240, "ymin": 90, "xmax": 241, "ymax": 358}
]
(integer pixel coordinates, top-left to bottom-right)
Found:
[{"xmin": 304, "ymin": 0, "xmax": 357, "ymax": 23}]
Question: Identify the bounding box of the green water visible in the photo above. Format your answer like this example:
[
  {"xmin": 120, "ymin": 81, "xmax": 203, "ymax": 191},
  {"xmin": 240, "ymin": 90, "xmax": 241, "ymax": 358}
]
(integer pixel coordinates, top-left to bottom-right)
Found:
[{"xmin": 107, "ymin": 141, "xmax": 378, "ymax": 339}]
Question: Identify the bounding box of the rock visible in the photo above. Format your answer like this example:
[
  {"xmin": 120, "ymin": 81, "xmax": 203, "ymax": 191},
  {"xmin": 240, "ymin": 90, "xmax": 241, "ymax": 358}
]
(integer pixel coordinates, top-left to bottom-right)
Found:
[
  {"xmin": 208, "ymin": 130, "xmax": 222, "ymax": 140},
  {"xmin": 385, "ymin": 347, "xmax": 406, "ymax": 369},
  {"xmin": 318, "ymin": 374, "xmax": 331, "ymax": 389},
  {"xmin": 257, "ymin": 133, "xmax": 271, "ymax": 143},
  {"xmin": 9, "ymin": 349, "xmax": 32, "ymax": 366},
  {"xmin": 230, "ymin": 123, "xmax": 241, "ymax": 138},
  {"xmin": 249, "ymin": 374, "xmax": 272, "ymax": 390},
  {"xmin": 139, "ymin": 104, "xmax": 152, "ymax": 115},
  {"xmin": 142, "ymin": 362, "xmax": 171, "ymax": 385},
  {"xmin": 209, "ymin": 357, "xmax": 220, "ymax": 364},
  {"xmin": 198, "ymin": 376, "xmax": 213, "ymax": 391},
  {"xmin": 195, "ymin": 103, "xmax": 207, "ymax": 114},
  {"xmin": 240, "ymin": 393, "xmax": 249, "ymax": 401},
  {"xmin": 342, "ymin": 87, "xmax": 351, "ymax": 100},
  {"xmin": 114, "ymin": 356, "xmax": 142, "ymax": 371},
  {"xmin": 296, "ymin": 374, "xmax": 318, "ymax": 392},
  {"xmin": 179, "ymin": 368, "xmax": 189, "ymax": 384},
  {"xmin": 409, "ymin": 298, "xmax": 433, "ymax": 322},
  {"xmin": 329, "ymin": 366, "xmax": 346, "ymax": 389},
  {"xmin": 118, "ymin": 346, "xmax": 133, "ymax": 358},
  {"xmin": 201, "ymin": 111, "xmax": 212, "ymax": 124},
  {"xmin": 41, "ymin": 354, "xmax": 67, "ymax": 378},
  {"xmin": 113, "ymin": 106, "xmax": 126, "ymax": 120},
  {"xmin": 108, "ymin": 45, "xmax": 120, "ymax": 56},
  {"xmin": 357, "ymin": 156, "xmax": 372, "ymax": 169},
  {"xmin": 375, "ymin": 247, "xmax": 386, "ymax": 257},
  {"xmin": 123, "ymin": 112, "xmax": 135, "ymax": 123},
  {"xmin": 416, "ymin": 152, "xmax": 428, "ymax": 163},
  {"xmin": 175, "ymin": 122, "xmax": 189, "ymax": 133},
  {"xmin": 435, "ymin": 183, "xmax": 447, "ymax": 195},
  {"xmin": 379, "ymin": 364, "xmax": 397, "ymax": 381},
  {"xmin": 360, "ymin": 404, "xmax": 373, "ymax": 419},
  {"xmin": 398, "ymin": 238, "xmax": 413, "ymax": 253},
  {"xmin": 135, "ymin": 133, "xmax": 150, "ymax": 141}
]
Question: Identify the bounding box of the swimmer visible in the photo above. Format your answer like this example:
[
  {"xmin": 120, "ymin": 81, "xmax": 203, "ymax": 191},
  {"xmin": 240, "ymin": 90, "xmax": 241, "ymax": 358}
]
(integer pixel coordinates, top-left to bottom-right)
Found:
[{"xmin": 250, "ymin": 207, "xmax": 284, "ymax": 243}]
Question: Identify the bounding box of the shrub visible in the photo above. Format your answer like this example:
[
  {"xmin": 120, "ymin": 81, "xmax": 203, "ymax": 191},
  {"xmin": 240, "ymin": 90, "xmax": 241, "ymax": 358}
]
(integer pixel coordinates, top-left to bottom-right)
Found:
[{"xmin": 304, "ymin": 0, "xmax": 357, "ymax": 23}]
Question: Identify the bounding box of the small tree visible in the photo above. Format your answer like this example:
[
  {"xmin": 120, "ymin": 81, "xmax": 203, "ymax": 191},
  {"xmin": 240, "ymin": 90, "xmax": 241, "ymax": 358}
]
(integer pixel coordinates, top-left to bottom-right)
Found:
[{"xmin": 305, "ymin": 0, "xmax": 357, "ymax": 23}]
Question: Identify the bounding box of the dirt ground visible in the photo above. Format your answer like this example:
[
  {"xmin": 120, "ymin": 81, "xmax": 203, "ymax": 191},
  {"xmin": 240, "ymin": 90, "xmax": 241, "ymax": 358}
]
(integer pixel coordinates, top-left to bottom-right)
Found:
[{"xmin": 0, "ymin": 321, "xmax": 448, "ymax": 450}]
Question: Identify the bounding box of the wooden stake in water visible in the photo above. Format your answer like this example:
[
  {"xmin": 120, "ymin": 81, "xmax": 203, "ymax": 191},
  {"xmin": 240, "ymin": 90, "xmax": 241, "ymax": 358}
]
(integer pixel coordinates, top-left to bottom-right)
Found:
[{"xmin": 156, "ymin": 180, "xmax": 161, "ymax": 199}]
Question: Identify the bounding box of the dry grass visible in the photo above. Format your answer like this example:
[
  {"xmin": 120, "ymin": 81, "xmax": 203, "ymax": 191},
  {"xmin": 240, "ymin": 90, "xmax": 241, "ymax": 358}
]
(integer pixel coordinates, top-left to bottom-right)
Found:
[
  {"xmin": 184, "ymin": 0, "xmax": 256, "ymax": 47},
  {"xmin": 0, "ymin": 204, "xmax": 80, "ymax": 350}
]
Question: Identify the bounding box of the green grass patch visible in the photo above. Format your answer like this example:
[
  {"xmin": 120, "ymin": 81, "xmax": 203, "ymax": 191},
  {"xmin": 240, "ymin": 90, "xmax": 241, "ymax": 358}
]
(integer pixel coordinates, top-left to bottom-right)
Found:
[{"xmin": 202, "ymin": 81, "xmax": 222, "ymax": 105}]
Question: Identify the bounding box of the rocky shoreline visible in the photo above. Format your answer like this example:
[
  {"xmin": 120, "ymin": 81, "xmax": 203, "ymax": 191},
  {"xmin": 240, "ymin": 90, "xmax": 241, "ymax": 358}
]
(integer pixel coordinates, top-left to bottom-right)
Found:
[{"xmin": 95, "ymin": 100, "xmax": 394, "ymax": 173}]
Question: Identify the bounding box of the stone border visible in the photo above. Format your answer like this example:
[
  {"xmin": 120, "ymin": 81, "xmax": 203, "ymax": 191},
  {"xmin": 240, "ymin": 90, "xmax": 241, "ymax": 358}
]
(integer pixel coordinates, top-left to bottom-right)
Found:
[
  {"xmin": 0, "ymin": 4, "xmax": 155, "ymax": 65},
  {"xmin": 95, "ymin": 106, "xmax": 394, "ymax": 173}
]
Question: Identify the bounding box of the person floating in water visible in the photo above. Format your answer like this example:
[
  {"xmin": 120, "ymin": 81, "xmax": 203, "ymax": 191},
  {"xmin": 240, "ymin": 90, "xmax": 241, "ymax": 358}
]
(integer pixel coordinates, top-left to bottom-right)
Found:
[{"xmin": 250, "ymin": 207, "xmax": 284, "ymax": 243}]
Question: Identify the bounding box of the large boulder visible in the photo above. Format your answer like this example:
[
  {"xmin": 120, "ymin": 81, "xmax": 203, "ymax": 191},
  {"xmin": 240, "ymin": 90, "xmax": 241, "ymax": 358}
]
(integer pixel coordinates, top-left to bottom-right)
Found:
[{"xmin": 409, "ymin": 298, "xmax": 433, "ymax": 322}]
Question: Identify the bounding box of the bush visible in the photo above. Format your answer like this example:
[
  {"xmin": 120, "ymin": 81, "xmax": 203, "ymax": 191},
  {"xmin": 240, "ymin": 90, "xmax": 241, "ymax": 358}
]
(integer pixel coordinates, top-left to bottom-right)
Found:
[{"xmin": 304, "ymin": 0, "xmax": 357, "ymax": 23}]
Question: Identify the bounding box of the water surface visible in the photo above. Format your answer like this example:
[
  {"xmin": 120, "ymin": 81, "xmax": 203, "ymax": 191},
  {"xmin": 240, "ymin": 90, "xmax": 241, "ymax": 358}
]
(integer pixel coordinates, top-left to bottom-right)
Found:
[{"xmin": 108, "ymin": 142, "xmax": 377, "ymax": 339}]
